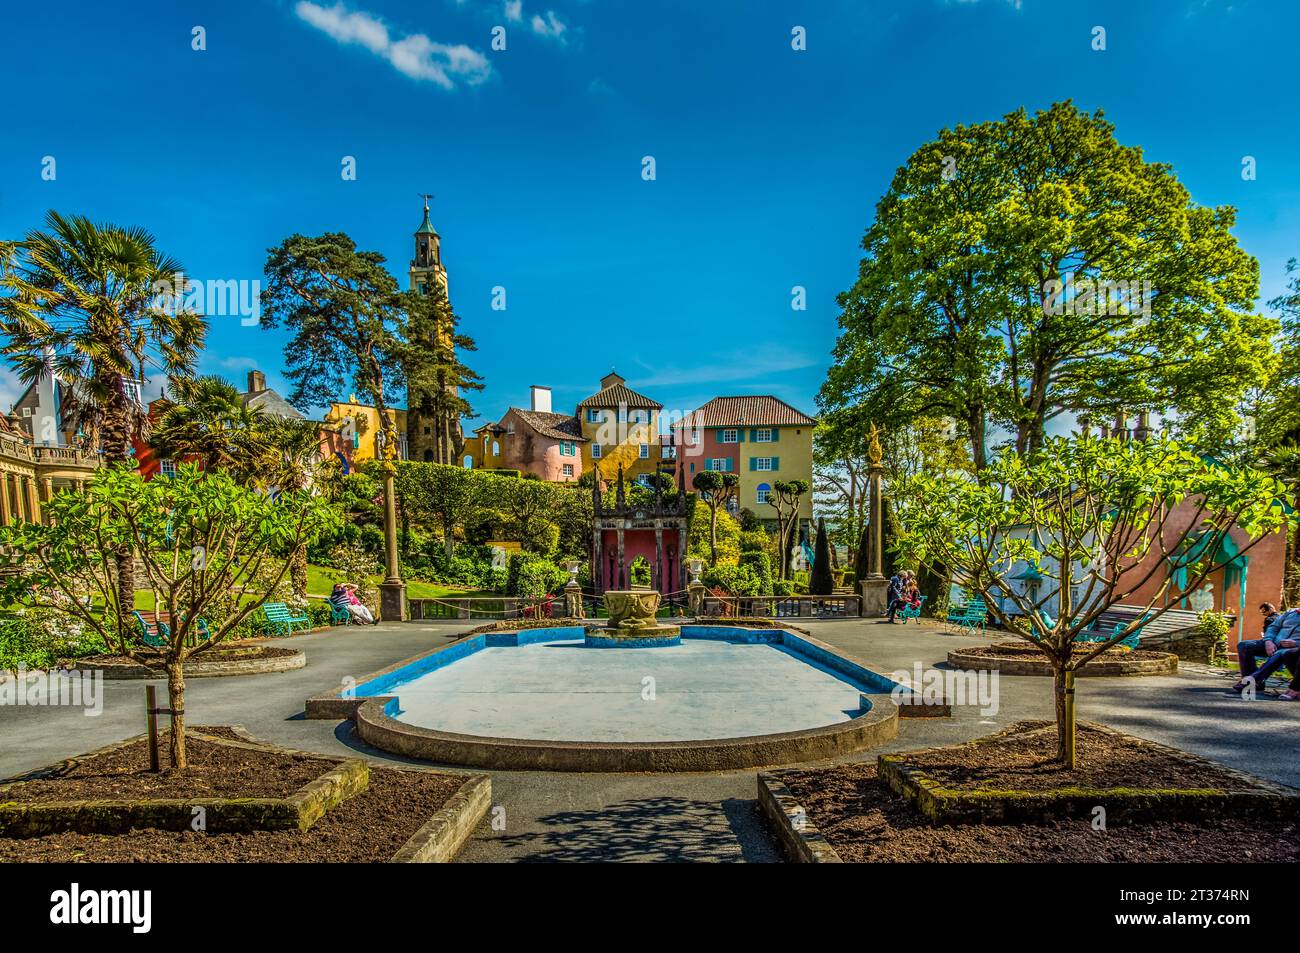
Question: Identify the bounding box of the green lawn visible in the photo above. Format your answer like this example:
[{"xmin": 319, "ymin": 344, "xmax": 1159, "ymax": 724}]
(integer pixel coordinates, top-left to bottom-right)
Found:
[{"xmin": 306, "ymin": 564, "xmax": 494, "ymax": 600}]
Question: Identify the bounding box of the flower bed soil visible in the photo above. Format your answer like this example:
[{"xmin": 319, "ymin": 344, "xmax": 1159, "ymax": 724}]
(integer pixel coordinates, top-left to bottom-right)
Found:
[
  {"xmin": 959, "ymin": 642, "xmax": 1171, "ymax": 664},
  {"xmin": 903, "ymin": 720, "xmax": 1258, "ymax": 793},
  {"xmin": 778, "ymin": 762, "xmax": 1300, "ymax": 863},
  {"xmin": 0, "ymin": 727, "xmax": 468, "ymax": 862},
  {"xmin": 0, "ymin": 731, "xmax": 335, "ymax": 803}
]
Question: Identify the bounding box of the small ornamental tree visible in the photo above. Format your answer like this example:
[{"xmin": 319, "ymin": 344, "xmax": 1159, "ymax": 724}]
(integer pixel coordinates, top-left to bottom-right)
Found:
[
  {"xmin": 0, "ymin": 465, "xmax": 340, "ymax": 768},
  {"xmin": 692, "ymin": 471, "xmax": 739, "ymax": 566},
  {"xmin": 767, "ymin": 479, "xmax": 811, "ymax": 580},
  {"xmin": 893, "ymin": 437, "xmax": 1290, "ymax": 768}
]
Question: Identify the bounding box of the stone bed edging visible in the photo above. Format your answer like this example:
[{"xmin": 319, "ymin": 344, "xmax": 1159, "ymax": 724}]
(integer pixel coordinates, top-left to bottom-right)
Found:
[
  {"xmin": 946, "ymin": 643, "xmax": 1179, "ymax": 677},
  {"xmin": 0, "ymin": 726, "xmax": 489, "ymax": 862},
  {"xmin": 308, "ymin": 625, "xmax": 902, "ymax": 772},
  {"xmin": 878, "ymin": 721, "xmax": 1300, "ymax": 825},
  {"xmin": 77, "ymin": 648, "xmax": 307, "ymax": 680},
  {"xmin": 221, "ymin": 727, "xmax": 491, "ymax": 862},
  {"xmin": 756, "ymin": 770, "xmax": 844, "ymax": 863},
  {"xmin": 0, "ymin": 731, "xmax": 368, "ymax": 836}
]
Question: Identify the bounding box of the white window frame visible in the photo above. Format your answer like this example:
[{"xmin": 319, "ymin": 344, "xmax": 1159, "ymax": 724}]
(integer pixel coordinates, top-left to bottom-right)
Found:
[
  {"xmin": 562, "ymin": 463, "xmax": 574, "ymax": 478},
  {"xmin": 755, "ymin": 428, "xmax": 773, "ymax": 442},
  {"xmin": 591, "ymin": 443, "xmax": 602, "ymax": 459},
  {"xmin": 159, "ymin": 459, "xmax": 177, "ymax": 479},
  {"xmin": 754, "ymin": 457, "xmax": 773, "ymax": 471},
  {"xmin": 639, "ymin": 443, "xmax": 649, "ymax": 459},
  {"xmin": 720, "ymin": 429, "xmax": 738, "ymax": 443},
  {"xmin": 708, "ymin": 458, "xmax": 729, "ymax": 472},
  {"xmin": 756, "ymin": 485, "xmax": 771, "ymax": 505}
]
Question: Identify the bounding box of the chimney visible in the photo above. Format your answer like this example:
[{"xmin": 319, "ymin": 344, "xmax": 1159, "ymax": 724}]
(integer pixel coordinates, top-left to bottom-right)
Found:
[
  {"xmin": 530, "ymin": 385, "xmax": 552, "ymax": 414},
  {"xmin": 247, "ymin": 369, "xmax": 266, "ymax": 393}
]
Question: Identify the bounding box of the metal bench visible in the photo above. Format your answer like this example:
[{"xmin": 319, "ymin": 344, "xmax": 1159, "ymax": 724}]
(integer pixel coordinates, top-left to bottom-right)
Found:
[
  {"xmin": 947, "ymin": 596, "xmax": 988, "ymax": 633},
  {"xmin": 262, "ymin": 602, "xmax": 310, "ymax": 636}
]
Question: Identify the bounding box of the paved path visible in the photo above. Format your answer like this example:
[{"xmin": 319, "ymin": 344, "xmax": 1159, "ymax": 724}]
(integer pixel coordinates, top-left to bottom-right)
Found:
[{"xmin": 2, "ymin": 618, "xmax": 1295, "ymax": 862}]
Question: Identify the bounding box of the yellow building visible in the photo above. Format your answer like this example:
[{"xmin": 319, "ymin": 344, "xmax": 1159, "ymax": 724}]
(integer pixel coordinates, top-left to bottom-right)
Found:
[
  {"xmin": 672, "ymin": 395, "xmax": 817, "ymax": 525},
  {"xmin": 323, "ymin": 398, "xmax": 407, "ymax": 465},
  {"xmin": 576, "ymin": 372, "xmax": 668, "ymax": 484}
]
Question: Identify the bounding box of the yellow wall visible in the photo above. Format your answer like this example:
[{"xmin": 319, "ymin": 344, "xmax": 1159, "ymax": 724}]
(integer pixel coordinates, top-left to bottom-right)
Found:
[
  {"xmin": 579, "ymin": 408, "xmax": 663, "ymax": 481},
  {"xmin": 324, "ymin": 401, "xmax": 407, "ymax": 463},
  {"xmin": 739, "ymin": 424, "xmax": 814, "ymax": 521}
]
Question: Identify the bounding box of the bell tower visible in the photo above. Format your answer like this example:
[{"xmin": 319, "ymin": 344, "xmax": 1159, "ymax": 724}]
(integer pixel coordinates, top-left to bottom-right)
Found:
[
  {"xmin": 405, "ymin": 195, "xmax": 461, "ymax": 464},
  {"xmin": 410, "ymin": 193, "xmax": 448, "ymax": 296}
]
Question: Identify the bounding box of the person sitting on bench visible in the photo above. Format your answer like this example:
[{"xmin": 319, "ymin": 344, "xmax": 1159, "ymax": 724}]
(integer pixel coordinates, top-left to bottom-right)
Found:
[
  {"xmin": 333, "ymin": 583, "xmax": 377, "ymax": 626},
  {"xmin": 1230, "ymin": 606, "xmax": 1300, "ymax": 694}
]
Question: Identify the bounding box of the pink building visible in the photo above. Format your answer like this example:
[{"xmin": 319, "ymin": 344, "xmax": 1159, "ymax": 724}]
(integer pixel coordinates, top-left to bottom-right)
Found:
[
  {"xmin": 1119, "ymin": 496, "xmax": 1288, "ymax": 654},
  {"xmin": 467, "ymin": 386, "xmax": 586, "ymax": 482}
]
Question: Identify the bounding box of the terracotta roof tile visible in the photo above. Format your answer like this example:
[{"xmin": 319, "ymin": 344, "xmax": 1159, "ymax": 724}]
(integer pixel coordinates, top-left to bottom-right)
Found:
[
  {"xmin": 511, "ymin": 409, "xmax": 588, "ymax": 442},
  {"xmin": 672, "ymin": 395, "xmax": 816, "ymax": 430},
  {"xmin": 576, "ymin": 382, "xmax": 662, "ymax": 410}
]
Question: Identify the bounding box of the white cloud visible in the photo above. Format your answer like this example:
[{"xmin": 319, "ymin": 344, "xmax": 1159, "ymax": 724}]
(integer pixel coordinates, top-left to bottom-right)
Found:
[
  {"xmin": 529, "ymin": 10, "xmax": 567, "ymax": 40},
  {"xmin": 503, "ymin": 0, "xmax": 523, "ymax": 23},
  {"xmin": 295, "ymin": 1, "xmax": 492, "ymax": 89}
]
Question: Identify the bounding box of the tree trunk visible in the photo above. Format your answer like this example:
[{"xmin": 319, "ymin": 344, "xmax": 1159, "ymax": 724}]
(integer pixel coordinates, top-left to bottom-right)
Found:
[
  {"xmin": 100, "ymin": 389, "xmax": 136, "ymax": 648},
  {"xmin": 1053, "ymin": 664, "xmax": 1077, "ymax": 769},
  {"xmin": 165, "ymin": 659, "xmax": 187, "ymax": 770},
  {"xmin": 290, "ymin": 546, "xmax": 308, "ymax": 601},
  {"xmin": 969, "ymin": 409, "xmax": 988, "ymax": 471}
]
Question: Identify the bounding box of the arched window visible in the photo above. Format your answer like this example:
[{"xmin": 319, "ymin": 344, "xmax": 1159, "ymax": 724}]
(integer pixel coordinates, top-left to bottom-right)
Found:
[
  {"xmin": 756, "ymin": 482, "xmax": 771, "ymax": 505},
  {"xmin": 463, "ymin": 455, "xmax": 473, "ymax": 469},
  {"xmin": 492, "ymin": 441, "xmax": 500, "ymax": 456}
]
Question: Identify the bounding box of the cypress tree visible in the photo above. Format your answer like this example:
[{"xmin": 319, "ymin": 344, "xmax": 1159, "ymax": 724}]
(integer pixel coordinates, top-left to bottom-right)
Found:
[{"xmin": 809, "ymin": 517, "xmax": 835, "ymax": 595}]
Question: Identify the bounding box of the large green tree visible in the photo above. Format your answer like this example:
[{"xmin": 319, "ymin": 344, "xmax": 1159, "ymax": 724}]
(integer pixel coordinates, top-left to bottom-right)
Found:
[
  {"xmin": 824, "ymin": 102, "xmax": 1275, "ymax": 469},
  {"xmin": 261, "ymin": 233, "xmax": 411, "ymax": 602},
  {"xmin": 0, "ymin": 212, "xmax": 205, "ymax": 629},
  {"xmin": 402, "ymin": 283, "xmax": 482, "ymax": 465}
]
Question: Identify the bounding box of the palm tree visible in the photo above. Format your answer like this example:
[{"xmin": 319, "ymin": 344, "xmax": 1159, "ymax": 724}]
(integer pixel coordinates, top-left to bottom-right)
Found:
[
  {"xmin": 149, "ymin": 375, "xmax": 269, "ymax": 475},
  {"xmin": 0, "ymin": 212, "xmax": 204, "ymax": 641},
  {"xmin": 255, "ymin": 416, "xmax": 326, "ymax": 599}
]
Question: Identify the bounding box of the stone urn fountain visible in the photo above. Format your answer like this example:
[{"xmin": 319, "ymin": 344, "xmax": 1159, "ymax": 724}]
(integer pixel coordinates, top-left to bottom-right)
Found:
[{"xmin": 585, "ymin": 588, "xmax": 682, "ymax": 648}]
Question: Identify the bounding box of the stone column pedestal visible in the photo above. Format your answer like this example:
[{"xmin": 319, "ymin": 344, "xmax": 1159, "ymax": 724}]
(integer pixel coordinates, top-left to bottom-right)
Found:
[
  {"xmin": 564, "ymin": 580, "xmax": 584, "ymax": 619},
  {"xmin": 687, "ymin": 580, "xmax": 706, "ymax": 617},
  {"xmin": 859, "ymin": 577, "xmax": 888, "ymax": 617},
  {"xmin": 379, "ymin": 581, "xmax": 407, "ymax": 623}
]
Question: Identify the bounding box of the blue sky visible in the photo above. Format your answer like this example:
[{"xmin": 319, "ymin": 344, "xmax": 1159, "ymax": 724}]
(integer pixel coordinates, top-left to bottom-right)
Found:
[{"xmin": 2, "ymin": 0, "xmax": 1297, "ymax": 432}]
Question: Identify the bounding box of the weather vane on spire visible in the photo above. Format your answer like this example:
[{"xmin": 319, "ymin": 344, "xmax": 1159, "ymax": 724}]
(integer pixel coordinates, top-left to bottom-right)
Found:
[{"xmin": 418, "ymin": 192, "xmax": 434, "ymax": 213}]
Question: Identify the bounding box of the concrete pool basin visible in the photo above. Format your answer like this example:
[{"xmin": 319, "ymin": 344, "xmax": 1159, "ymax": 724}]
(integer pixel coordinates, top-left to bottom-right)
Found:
[{"xmin": 307, "ymin": 625, "xmax": 903, "ymax": 772}]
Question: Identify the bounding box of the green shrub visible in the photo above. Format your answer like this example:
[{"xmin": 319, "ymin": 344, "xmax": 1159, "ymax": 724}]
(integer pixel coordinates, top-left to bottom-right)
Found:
[
  {"xmin": 739, "ymin": 550, "xmax": 773, "ymax": 595},
  {"xmin": 1196, "ymin": 610, "xmax": 1232, "ymax": 663},
  {"xmin": 772, "ymin": 580, "xmax": 794, "ymax": 597},
  {"xmin": 506, "ymin": 553, "xmax": 568, "ymax": 598},
  {"xmin": 702, "ymin": 564, "xmax": 763, "ymax": 596},
  {"xmin": 0, "ymin": 609, "xmax": 109, "ymax": 671}
]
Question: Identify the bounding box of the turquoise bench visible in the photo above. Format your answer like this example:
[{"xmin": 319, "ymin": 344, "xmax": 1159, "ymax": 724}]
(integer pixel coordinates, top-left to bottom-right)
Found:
[
  {"xmin": 262, "ymin": 602, "xmax": 310, "ymax": 636},
  {"xmin": 328, "ymin": 593, "xmax": 353, "ymax": 625},
  {"xmin": 131, "ymin": 610, "xmax": 210, "ymax": 647},
  {"xmin": 899, "ymin": 595, "xmax": 927, "ymax": 624},
  {"xmin": 947, "ymin": 596, "xmax": 988, "ymax": 633}
]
